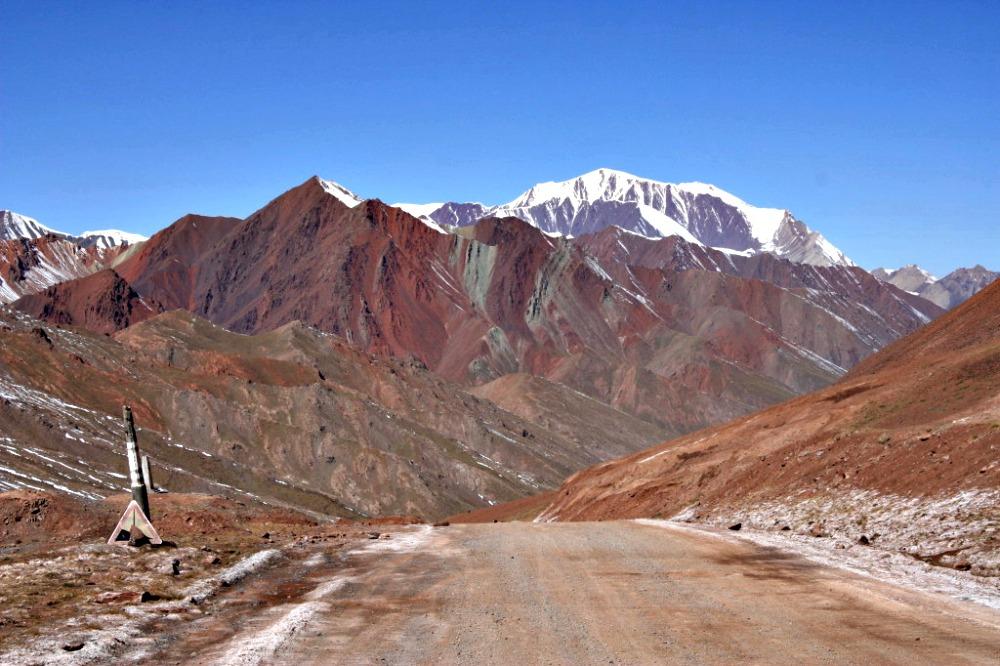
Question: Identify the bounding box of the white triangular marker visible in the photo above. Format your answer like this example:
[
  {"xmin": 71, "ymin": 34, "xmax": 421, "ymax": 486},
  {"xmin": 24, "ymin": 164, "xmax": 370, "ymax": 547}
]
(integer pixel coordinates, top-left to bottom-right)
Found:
[{"xmin": 108, "ymin": 500, "xmax": 162, "ymax": 545}]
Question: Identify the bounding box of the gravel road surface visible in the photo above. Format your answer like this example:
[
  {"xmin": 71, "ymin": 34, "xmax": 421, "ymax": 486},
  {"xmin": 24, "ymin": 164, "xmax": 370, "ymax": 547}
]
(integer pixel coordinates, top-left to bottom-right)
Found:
[{"xmin": 190, "ymin": 521, "xmax": 1000, "ymax": 665}]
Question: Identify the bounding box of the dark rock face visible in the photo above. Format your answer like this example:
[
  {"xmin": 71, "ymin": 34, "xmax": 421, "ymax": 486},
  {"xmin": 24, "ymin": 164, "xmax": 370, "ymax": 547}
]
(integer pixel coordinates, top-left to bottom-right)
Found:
[{"xmin": 426, "ymin": 202, "xmax": 490, "ymax": 228}]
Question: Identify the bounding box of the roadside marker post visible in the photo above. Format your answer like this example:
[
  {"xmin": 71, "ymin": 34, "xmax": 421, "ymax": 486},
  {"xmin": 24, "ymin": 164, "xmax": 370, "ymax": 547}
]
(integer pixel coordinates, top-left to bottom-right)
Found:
[{"xmin": 108, "ymin": 406, "xmax": 161, "ymax": 546}]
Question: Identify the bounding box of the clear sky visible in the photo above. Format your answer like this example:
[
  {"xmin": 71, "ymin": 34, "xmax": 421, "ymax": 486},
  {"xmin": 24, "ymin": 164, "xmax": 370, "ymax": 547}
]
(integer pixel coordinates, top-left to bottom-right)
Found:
[{"xmin": 2, "ymin": 1, "xmax": 997, "ymax": 274}]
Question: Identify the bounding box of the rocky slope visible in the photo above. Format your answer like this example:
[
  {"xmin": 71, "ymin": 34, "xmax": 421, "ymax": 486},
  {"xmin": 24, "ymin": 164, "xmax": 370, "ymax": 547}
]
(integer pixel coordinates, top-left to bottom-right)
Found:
[
  {"xmin": 0, "ymin": 306, "xmax": 665, "ymax": 519},
  {"xmin": 538, "ymin": 278, "xmax": 1000, "ymax": 576},
  {"xmin": 16, "ymin": 177, "xmax": 939, "ymax": 439},
  {"xmin": 398, "ymin": 168, "xmax": 854, "ymax": 267},
  {"xmin": 13, "ymin": 269, "xmax": 160, "ymax": 334}
]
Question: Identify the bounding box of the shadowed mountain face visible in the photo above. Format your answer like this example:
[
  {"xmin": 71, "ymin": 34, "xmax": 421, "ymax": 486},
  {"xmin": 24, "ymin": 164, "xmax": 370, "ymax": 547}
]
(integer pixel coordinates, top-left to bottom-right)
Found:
[
  {"xmin": 13, "ymin": 177, "xmax": 940, "ymax": 438},
  {"xmin": 13, "ymin": 269, "xmax": 159, "ymax": 335},
  {"xmin": 0, "ymin": 307, "xmax": 666, "ymax": 519},
  {"xmin": 537, "ymin": 278, "xmax": 1000, "ymax": 573}
]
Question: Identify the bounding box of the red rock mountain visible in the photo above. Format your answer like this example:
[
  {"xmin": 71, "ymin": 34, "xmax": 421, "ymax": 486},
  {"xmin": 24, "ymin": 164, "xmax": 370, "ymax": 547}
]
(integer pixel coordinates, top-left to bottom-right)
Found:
[
  {"xmin": 14, "ymin": 177, "xmax": 941, "ymax": 438},
  {"xmin": 14, "ymin": 269, "xmax": 159, "ymax": 335},
  {"xmin": 537, "ymin": 277, "xmax": 1000, "ymax": 575}
]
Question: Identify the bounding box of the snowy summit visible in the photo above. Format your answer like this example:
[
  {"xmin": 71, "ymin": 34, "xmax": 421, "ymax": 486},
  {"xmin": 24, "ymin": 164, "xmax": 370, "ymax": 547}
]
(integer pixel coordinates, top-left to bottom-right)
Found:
[{"xmin": 395, "ymin": 168, "xmax": 854, "ymax": 267}]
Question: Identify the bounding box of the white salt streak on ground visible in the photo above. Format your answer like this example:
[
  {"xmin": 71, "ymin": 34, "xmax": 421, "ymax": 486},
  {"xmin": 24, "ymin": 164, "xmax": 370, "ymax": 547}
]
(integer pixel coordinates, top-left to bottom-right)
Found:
[{"xmin": 213, "ymin": 525, "xmax": 436, "ymax": 666}]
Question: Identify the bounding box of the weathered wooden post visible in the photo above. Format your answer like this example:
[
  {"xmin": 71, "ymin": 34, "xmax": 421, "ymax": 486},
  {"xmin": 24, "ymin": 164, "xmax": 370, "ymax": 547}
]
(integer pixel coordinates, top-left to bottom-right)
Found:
[{"xmin": 108, "ymin": 405, "xmax": 161, "ymax": 545}]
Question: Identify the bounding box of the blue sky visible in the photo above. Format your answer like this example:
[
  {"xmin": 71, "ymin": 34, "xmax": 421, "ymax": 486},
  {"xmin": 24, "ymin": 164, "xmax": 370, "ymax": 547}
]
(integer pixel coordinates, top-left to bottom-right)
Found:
[{"xmin": 2, "ymin": 1, "xmax": 997, "ymax": 274}]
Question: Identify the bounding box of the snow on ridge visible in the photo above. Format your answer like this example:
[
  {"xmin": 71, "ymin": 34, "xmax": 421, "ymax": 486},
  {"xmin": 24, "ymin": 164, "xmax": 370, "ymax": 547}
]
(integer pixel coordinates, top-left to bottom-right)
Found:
[
  {"xmin": 392, "ymin": 202, "xmax": 445, "ymax": 218},
  {"xmin": 81, "ymin": 229, "xmax": 148, "ymax": 249},
  {"xmin": 632, "ymin": 203, "xmax": 701, "ymax": 244},
  {"xmin": 317, "ymin": 178, "xmax": 363, "ymax": 208},
  {"xmin": 0, "ymin": 210, "xmax": 63, "ymax": 241},
  {"xmin": 318, "ymin": 178, "xmax": 451, "ymax": 234},
  {"xmin": 1, "ymin": 210, "xmax": 147, "ymax": 251}
]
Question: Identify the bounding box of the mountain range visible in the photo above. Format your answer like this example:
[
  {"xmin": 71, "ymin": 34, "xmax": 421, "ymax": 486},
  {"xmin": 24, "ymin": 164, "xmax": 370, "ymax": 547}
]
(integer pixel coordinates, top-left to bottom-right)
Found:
[
  {"xmin": 396, "ymin": 168, "xmax": 854, "ymax": 267},
  {"xmin": 0, "ymin": 210, "xmax": 146, "ymax": 303},
  {"xmin": 0, "ymin": 169, "xmax": 996, "ymax": 519},
  {"xmin": 9, "ymin": 177, "xmax": 940, "ymax": 435},
  {"xmin": 874, "ymin": 264, "xmax": 1000, "ymax": 309}
]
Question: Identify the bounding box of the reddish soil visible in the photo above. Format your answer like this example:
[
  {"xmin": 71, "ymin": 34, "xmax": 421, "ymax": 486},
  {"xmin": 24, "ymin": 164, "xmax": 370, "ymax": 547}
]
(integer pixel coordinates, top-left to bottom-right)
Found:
[
  {"xmin": 0, "ymin": 491, "xmax": 102, "ymax": 545},
  {"xmin": 0, "ymin": 490, "xmax": 392, "ymax": 661},
  {"xmin": 448, "ymin": 491, "xmax": 555, "ymax": 523},
  {"xmin": 0, "ymin": 491, "xmax": 316, "ymax": 551}
]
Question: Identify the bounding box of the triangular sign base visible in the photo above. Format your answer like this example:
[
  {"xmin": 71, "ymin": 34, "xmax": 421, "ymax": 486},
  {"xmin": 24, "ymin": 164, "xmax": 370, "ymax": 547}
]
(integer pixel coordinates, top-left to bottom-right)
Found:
[{"xmin": 108, "ymin": 500, "xmax": 162, "ymax": 545}]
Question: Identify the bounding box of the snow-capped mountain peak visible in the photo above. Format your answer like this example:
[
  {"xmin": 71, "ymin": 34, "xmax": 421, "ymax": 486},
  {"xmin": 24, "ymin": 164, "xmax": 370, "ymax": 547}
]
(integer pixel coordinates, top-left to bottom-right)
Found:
[
  {"xmin": 2, "ymin": 210, "xmax": 148, "ymax": 250},
  {"xmin": 80, "ymin": 229, "xmax": 149, "ymax": 250},
  {"xmin": 395, "ymin": 169, "xmax": 854, "ymax": 267},
  {"xmin": 504, "ymin": 167, "xmax": 639, "ymax": 207},
  {"xmin": 0, "ymin": 210, "xmax": 61, "ymax": 241}
]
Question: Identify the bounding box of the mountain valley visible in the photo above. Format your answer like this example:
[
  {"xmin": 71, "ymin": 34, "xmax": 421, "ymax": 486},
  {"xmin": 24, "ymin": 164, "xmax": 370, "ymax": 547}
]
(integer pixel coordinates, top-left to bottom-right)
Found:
[{"xmin": 1, "ymin": 172, "xmax": 998, "ymax": 665}]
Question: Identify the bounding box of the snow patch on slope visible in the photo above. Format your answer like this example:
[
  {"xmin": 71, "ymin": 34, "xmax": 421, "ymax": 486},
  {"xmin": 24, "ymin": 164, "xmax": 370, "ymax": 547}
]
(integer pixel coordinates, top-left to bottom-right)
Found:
[{"xmin": 393, "ymin": 202, "xmax": 445, "ymax": 219}]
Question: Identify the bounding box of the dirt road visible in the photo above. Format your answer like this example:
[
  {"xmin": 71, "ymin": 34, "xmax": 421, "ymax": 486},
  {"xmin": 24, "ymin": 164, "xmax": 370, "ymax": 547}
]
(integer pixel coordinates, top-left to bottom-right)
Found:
[{"xmin": 176, "ymin": 521, "xmax": 1000, "ymax": 665}]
